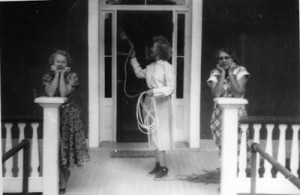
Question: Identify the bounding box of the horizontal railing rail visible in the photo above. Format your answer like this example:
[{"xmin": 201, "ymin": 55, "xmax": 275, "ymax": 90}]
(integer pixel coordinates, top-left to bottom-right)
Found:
[
  {"xmin": 251, "ymin": 143, "xmax": 300, "ymax": 195},
  {"xmin": 1, "ymin": 116, "xmax": 43, "ymax": 123},
  {"xmin": 2, "ymin": 139, "xmax": 30, "ymax": 195},
  {"xmin": 240, "ymin": 116, "xmax": 300, "ymax": 124}
]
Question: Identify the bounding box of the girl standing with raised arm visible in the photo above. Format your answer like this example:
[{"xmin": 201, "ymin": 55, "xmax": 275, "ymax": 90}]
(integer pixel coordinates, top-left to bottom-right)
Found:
[{"xmin": 130, "ymin": 36, "xmax": 175, "ymax": 180}]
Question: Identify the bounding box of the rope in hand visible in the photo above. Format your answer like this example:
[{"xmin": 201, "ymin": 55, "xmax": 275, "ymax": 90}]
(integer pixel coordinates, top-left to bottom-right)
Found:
[{"xmin": 123, "ymin": 49, "xmax": 158, "ymax": 134}]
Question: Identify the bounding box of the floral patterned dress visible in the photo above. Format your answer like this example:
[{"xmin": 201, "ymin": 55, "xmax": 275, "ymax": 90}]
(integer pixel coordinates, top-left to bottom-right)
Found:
[
  {"xmin": 42, "ymin": 72, "xmax": 90, "ymax": 167},
  {"xmin": 207, "ymin": 65, "xmax": 251, "ymax": 167}
]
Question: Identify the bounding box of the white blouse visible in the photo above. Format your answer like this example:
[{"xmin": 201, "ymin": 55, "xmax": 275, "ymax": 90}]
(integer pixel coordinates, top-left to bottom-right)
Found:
[
  {"xmin": 207, "ymin": 65, "xmax": 249, "ymax": 83},
  {"xmin": 130, "ymin": 58, "xmax": 175, "ymax": 97},
  {"xmin": 207, "ymin": 65, "xmax": 250, "ymax": 97}
]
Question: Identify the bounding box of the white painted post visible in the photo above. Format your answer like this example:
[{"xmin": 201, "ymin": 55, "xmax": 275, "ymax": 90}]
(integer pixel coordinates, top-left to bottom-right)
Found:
[
  {"xmin": 253, "ymin": 124, "xmax": 261, "ymax": 177},
  {"xmin": 264, "ymin": 124, "xmax": 274, "ymax": 178},
  {"xmin": 0, "ymin": 145, "xmax": 1, "ymax": 194},
  {"xmin": 290, "ymin": 124, "xmax": 300, "ymax": 176},
  {"xmin": 31, "ymin": 123, "xmax": 40, "ymax": 177},
  {"xmin": 4, "ymin": 123, "xmax": 13, "ymax": 177},
  {"xmin": 0, "ymin": 67, "xmax": 2, "ymax": 195},
  {"xmin": 34, "ymin": 97, "xmax": 67, "ymax": 195},
  {"xmin": 238, "ymin": 124, "xmax": 248, "ymax": 178},
  {"xmin": 88, "ymin": 0, "xmax": 100, "ymax": 148},
  {"xmin": 18, "ymin": 123, "xmax": 26, "ymax": 177},
  {"xmin": 277, "ymin": 124, "xmax": 287, "ymax": 178},
  {"xmin": 189, "ymin": 0, "xmax": 202, "ymax": 148},
  {"xmin": 214, "ymin": 97, "xmax": 248, "ymax": 195}
]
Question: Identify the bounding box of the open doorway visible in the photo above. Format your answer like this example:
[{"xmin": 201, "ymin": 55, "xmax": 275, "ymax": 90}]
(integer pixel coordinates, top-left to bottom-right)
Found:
[{"xmin": 116, "ymin": 11, "xmax": 173, "ymax": 142}]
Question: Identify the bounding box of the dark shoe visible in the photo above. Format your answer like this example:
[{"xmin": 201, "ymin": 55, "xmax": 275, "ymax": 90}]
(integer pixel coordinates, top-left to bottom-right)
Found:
[
  {"xmin": 59, "ymin": 188, "xmax": 66, "ymax": 194},
  {"xmin": 148, "ymin": 162, "xmax": 160, "ymax": 175},
  {"xmin": 154, "ymin": 167, "xmax": 168, "ymax": 180}
]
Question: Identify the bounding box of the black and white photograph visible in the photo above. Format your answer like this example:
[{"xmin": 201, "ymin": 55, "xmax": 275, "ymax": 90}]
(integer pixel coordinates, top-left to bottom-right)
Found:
[{"xmin": 0, "ymin": 0, "xmax": 300, "ymax": 195}]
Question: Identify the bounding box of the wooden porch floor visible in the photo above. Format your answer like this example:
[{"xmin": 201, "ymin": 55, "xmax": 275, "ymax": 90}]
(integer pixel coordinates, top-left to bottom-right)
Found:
[{"xmin": 65, "ymin": 140, "xmax": 220, "ymax": 195}]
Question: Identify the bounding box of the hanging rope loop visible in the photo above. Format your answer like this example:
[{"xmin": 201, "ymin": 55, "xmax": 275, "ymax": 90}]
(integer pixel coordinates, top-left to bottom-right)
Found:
[{"xmin": 136, "ymin": 92, "xmax": 159, "ymax": 134}]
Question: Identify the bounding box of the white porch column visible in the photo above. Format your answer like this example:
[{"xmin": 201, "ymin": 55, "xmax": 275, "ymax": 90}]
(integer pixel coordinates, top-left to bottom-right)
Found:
[
  {"xmin": 0, "ymin": 128, "xmax": 2, "ymax": 195},
  {"xmin": 0, "ymin": 59, "xmax": 2, "ymax": 195},
  {"xmin": 214, "ymin": 97, "xmax": 248, "ymax": 195},
  {"xmin": 34, "ymin": 97, "xmax": 67, "ymax": 195},
  {"xmin": 88, "ymin": 0, "xmax": 100, "ymax": 147},
  {"xmin": 189, "ymin": 0, "xmax": 202, "ymax": 148}
]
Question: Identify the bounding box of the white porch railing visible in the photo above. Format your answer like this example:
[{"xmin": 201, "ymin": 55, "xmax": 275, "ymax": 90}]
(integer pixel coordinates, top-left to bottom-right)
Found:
[
  {"xmin": 216, "ymin": 97, "xmax": 300, "ymax": 195},
  {"xmin": 1, "ymin": 97, "xmax": 67, "ymax": 195},
  {"xmin": 2, "ymin": 97, "xmax": 300, "ymax": 195}
]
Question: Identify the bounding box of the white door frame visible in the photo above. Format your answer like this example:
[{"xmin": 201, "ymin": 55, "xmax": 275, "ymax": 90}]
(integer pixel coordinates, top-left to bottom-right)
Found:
[{"xmin": 88, "ymin": 0, "xmax": 202, "ymax": 148}]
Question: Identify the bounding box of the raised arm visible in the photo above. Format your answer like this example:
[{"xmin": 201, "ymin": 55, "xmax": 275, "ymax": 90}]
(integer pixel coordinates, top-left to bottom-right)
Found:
[
  {"xmin": 60, "ymin": 71, "xmax": 79, "ymax": 97},
  {"xmin": 59, "ymin": 68, "xmax": 75, "ymax": 97},
  {"xmin": 43, "ymin": 66, "xmax": 59, "ymax": 97},
  {"xmin": 208, "ymin": 65, "xmax": 226, "ymax": 97},
  {"xmin": 130, "ymin": 57, "xmax": 147, "ymax": 79},
  {"xmin": 228, "ymin": 65, "xmax": 249, "ymax": 97}
]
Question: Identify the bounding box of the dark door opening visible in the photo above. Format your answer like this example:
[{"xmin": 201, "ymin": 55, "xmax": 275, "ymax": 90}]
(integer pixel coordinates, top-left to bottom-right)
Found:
[{"xmin": 116, "ymin": 11, "xmax": 173, "ymax": 142}]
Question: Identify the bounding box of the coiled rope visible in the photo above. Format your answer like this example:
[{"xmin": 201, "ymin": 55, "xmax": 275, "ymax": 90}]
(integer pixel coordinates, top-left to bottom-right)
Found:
[
  {"xmin": 123, "ymin": 51, "xmax": 158, "ymax": 134},
  {"xmin": 136, "ymin": 92, "xmax": 158, "ymax": 134}
]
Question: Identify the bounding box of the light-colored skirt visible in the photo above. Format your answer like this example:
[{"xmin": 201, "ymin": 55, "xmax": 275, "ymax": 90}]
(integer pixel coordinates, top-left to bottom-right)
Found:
[{"xmin": 144, "ymin": 95, "xmax": 173, "ymax": 151}]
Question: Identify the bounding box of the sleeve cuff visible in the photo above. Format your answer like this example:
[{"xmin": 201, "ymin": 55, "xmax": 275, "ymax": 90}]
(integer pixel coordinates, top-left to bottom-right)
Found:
[{"xmin": 130, "ymin": 57, "xmax": 140, "ymax": 69}]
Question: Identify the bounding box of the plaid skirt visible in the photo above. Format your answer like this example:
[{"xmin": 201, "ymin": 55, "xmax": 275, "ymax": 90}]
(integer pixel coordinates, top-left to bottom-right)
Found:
[{"xmin": 210, "ymin": 103, "xmax": 252, "ymax": 168}]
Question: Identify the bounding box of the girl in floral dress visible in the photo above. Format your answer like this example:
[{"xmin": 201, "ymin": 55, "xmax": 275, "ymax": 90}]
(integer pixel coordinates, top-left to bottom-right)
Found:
[{"xmin": 42, "ymin": 50, "xmax": 90, "ymax": 194}]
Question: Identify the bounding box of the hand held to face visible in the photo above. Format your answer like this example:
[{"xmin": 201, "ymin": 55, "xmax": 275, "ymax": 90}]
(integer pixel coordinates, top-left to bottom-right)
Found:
[
  {"xmin": 216, "ymin": 64, "xmax": 225, "ymax": 75},
  {"xmin": 228, "ymin": 63, "xmax": 237, "ymax": 75},
  {"xmin": 62, "ymin": 67, "xmax": 70, "ymax": 74},
  {"xmin": 51, "ymin": 65, "xmax": 70, "ymax": 74},
  {"xmin": 51, "ymin": 65, "xmax": 59, "ymax": 74}
]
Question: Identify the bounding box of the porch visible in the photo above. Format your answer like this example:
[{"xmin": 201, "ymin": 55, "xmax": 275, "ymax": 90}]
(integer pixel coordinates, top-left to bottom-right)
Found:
[{"xmin": 65, "ymin": 141, "xmax": 220, "ymax": 195}]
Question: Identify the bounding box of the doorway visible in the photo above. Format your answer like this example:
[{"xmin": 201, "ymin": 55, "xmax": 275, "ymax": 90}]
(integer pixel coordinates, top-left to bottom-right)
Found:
[
  {"xmin": 116, "ymin": 11, "xmax": 173, "ymax": 142},
  {"xmin": 98, "ymin": 2, "xmax": 193, "ymax": 146}
]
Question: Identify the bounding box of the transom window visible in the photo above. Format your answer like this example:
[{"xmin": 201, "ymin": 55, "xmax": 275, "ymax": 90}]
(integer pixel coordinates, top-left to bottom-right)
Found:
[{"xmin": 105, "ymin": 0, "xmax": 186, "ymax": 5}]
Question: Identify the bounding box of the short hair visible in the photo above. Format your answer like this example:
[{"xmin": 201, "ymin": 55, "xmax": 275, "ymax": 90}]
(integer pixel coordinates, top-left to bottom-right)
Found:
[
  {"xmin": 48, "ymin": 50, "xmax": 72, "ymax": 66},
  {"xmin": 215, "ymin": 47, "xmax": 238, "ymax": 63},
  {"xmin": 152, "ymin": 35, "xmax": 172, "ymax": 61}
]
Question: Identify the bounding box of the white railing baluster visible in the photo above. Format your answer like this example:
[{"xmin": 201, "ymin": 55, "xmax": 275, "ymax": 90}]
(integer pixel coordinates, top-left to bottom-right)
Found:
[
  {"xmin": 277, "ymin": 124, "xmax": 287, "ymax": 178},
  {"xmin": 17, "ymin": 123, "xmax": 26, "ymax": 177},
  {"xmin": 290, "ymin": 124, "xmax": 299, "ymax": 176},
  {"xmin": 4, "ymin": 123, "xmax": 13, "ymax": 177},
  {"xmin": 238, "ymin": 124, "xmax": 248, "ymax": 178},
  {"xmin": 31, "ymin": 123, "xmax": 39, "ymax": 177},
  {"xmin": 253, "ymin": 124, "xmax": 261, "ymax": 143},
  {"xmin": 253, "ymin": 124, "xmax": 261, "ymax": 177},
  {"xmin": 264, "ymin": 124, "xmax": 274, "ymax": 178}
]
